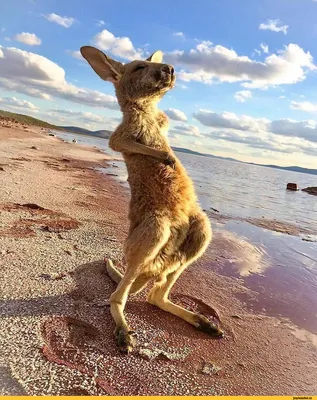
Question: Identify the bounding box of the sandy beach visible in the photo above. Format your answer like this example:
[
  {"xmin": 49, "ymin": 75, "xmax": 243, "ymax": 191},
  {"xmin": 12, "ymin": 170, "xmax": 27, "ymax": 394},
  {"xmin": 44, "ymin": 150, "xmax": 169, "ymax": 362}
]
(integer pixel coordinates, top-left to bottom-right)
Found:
[{"xmin": 0, "ymin": 124, "xmax": 316, "ymax": 396}]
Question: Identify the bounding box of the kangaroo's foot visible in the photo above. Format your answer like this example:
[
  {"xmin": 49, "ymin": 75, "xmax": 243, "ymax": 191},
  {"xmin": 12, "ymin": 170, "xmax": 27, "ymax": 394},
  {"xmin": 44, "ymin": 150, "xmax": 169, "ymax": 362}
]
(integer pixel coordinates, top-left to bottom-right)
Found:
[{"xmin": 114, "ymin": 325, "xmax": 136, "ymax": 354}]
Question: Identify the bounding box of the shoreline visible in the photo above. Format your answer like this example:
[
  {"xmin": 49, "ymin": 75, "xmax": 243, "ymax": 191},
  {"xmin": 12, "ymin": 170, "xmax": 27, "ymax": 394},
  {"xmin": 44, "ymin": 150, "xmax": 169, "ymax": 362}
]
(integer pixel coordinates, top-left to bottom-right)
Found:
[
  {"xmin": 0, "ymin": 125, "xmax": 316, "ymax": 395},
  {"xmin": 207, "ymin": 210, "xmax": 317, "ymax": 239}
]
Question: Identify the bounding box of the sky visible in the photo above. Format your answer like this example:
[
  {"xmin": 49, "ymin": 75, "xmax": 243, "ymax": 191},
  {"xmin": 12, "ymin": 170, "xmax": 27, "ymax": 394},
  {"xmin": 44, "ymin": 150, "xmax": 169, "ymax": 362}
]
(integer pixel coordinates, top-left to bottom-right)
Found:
[{"xmin": 1, "ymin": 0, "xmax": 317, "ymax": 168}]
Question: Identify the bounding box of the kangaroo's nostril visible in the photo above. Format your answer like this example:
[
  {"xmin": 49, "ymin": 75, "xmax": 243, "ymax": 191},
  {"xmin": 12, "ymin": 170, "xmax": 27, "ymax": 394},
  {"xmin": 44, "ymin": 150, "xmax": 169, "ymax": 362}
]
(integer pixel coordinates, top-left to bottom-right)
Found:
[{"xmin": 162, "ymin": 65, "xmax": 173, "ymax": 75}]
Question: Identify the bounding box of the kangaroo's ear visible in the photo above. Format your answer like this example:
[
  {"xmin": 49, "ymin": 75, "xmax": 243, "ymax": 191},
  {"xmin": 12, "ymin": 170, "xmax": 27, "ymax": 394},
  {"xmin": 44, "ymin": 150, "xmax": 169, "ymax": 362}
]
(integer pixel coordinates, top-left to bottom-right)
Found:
[
  {"xmin": 80, "ymin": 46, "xmax": 124, "ymax": 83},
  {"xmin": 146, "ymin": 50, "xmax": 163, "ymax": 63}
]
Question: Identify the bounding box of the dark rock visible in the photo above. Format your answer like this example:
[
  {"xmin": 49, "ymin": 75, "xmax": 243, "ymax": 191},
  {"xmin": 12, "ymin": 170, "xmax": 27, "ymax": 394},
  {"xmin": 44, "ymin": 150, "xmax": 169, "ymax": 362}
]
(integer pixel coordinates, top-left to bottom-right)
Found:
[
  {"xmin": 39, "ymin": 273, "xmax": 52, "ymax": 281},
  {"xmin": 286, "ymin": 183, "xmax": 299, "ymax": 191},
  {"xmin": 21, "ymin": 203, "xmax": 45, "ymax": 210},
  {"xmin": 302, "ymin": 186, "xmax": 317, "ymax": 196}
]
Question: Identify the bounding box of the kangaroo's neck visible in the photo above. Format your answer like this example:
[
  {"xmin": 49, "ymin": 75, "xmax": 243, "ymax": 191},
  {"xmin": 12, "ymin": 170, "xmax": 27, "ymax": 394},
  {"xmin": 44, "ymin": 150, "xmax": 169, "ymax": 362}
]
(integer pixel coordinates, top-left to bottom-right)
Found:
[
  {"xmin": 120, "ymin": 99, "xmax": 169, "ymax": 138},
  {"xmin": 121, "ymin": 101, "xmax": 161, "ymax": 126},
  {"xmin": 122, "ymin": 100, "xmax": 158, "ymax": 117}
]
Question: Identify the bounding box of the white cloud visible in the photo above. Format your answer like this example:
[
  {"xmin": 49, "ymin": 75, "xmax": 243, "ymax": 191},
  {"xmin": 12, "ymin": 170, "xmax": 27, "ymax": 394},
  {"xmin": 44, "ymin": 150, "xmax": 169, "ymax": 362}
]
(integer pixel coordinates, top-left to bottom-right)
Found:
[
  {"xmin": 269, "ymin": 119, "xmax": 317, "ymax": 142},
  {"xmin": 260, "ymin": 43, "xmax": 269, "ymax": 53},
  {"xmin": 194, "ymin": 108, "xmax": 317, "ymax": 145},
  {"xmin": 173, "ymin": 32, "xmax": 184, "ymax": 38},
  {"xmin": 67, "ymin": 50, "xmax": 83, "ymax": 60},
  {"xmin": 194, "ymin": 110, "xmax": 269, "ymax": 132},
  {"xmin": 14, "ymin": 32, "xmax": 41, "ymax": 46},
  {"xmin": 96, "ymin": 20, "xmax": 105, "ymax": 27},
  {"xmin": 48, "ymin": 108, "xmax": 120, "ymax": 130},
  {"xmin": 93, "ymin": 29, "xmax": 143, "ymax": 60},
  {"xmin": 208, "ymin": 130, "xmax": 294, "ymax": 154},
  {"xmin": 0, "ymin": 46, "xmax": 119, "ymax": 109},
  {"xmin": 170, "ymin": 123, "xmax": 202, "ymax": 137},
  {"xmin": 49, "ymin": 109, "xmax": 104, "ymax": 123},
  {"xmin": 290, "ymin": 101, "xmax": 317, "ymax": 112},
  {"xmin": 234, "ymin": 90, "xmax": 252, "ymax": 102},
  {"xmin": 279, "ymin": 95, "xmax": 286, "ymax": 99},
  {"xmin": 259, "ymin": 19, "xmax": 288, "ymax": 35},
  {"xmin": 175, "ymin": 83, "xmax": 188, "ymax": 89},
  {"xmin": 0, "ymin": 49, "xmax": 3, "ymax": 58},
  {"xmin": 164, "ymin": 108, "xmax": 187, "ymax": 121},
  {"xmin": 43, "ymin": 13, "xmax": 74, "ymax": 28},
  {"xmin": 0, "ymin": 96, "xmax": 38, "ymax": 110},
  {"xmin": 254, "ymin": 49, "xmax": 261, "ymax": 56},
  {"xmin": 165, "ymin": 42, "xmax": 315, "ymax": 88}
]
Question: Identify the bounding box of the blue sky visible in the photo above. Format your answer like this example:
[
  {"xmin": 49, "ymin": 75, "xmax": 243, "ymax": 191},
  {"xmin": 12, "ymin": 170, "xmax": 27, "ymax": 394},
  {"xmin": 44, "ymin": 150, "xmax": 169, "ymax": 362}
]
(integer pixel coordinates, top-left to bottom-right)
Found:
[{"xmin": 1, "ymin": 0, "xmax": 317, "ymax": 168}]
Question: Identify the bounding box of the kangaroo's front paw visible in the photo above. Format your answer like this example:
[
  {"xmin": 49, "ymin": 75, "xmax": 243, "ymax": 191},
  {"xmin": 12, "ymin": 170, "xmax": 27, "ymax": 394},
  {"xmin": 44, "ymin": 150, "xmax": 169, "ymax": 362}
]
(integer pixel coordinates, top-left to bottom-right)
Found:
[
  {"xmin": 195, "ymin": 315, "xmax": 224, "ymax": 338},
  {"xmin": 114, "ymin": 326, "xmax": 136, "ymax": 354},
  {"xmin": 162, "ymin": 152, "xmax": 176, "ymax": 169}
]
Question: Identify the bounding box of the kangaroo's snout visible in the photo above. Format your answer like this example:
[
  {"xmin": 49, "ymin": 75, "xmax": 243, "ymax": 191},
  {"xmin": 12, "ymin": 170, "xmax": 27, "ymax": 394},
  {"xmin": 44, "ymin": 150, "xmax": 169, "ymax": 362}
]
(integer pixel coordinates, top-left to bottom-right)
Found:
[{"xmin": 161, "ymin": 64, "xmax": 174, "ymax": 76}]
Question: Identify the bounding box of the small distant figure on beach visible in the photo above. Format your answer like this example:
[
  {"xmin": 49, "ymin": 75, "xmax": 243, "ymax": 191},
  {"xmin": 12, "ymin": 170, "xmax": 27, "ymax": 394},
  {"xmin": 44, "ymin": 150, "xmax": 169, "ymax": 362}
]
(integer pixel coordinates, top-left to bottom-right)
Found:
[{"xmin": 72, "ymin": 139, "xmax": 77, "ymax": 143}]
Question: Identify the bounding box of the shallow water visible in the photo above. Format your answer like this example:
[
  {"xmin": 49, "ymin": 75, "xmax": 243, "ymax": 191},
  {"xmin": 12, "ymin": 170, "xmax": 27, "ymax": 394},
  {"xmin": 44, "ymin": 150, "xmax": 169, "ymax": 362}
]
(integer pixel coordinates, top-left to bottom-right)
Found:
[{"xmin": 55, "ymin": 131, "xmax": 317, "ymax": 335}]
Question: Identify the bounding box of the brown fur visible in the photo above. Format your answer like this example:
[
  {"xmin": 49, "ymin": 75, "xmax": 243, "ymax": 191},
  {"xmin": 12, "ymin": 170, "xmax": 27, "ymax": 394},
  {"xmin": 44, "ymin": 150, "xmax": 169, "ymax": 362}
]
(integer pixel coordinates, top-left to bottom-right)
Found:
[{"xmin": 80, "ymin": 45, "xmax": 223, "ymax": 353}]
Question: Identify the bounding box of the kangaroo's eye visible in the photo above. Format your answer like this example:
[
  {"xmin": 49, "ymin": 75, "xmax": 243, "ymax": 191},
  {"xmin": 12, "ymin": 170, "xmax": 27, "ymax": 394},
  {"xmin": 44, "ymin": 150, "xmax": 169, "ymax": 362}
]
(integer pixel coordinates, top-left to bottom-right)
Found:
[{"xmin": 134, "ymin": 65, "xmax": 146, "ymax": 72}]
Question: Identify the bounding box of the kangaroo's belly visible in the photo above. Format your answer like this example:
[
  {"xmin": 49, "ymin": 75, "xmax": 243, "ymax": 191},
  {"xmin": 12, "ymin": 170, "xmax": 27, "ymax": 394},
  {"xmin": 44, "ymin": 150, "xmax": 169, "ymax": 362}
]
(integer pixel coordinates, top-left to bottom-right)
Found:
[{"xmin": 124, "ymin": 153, "xmax": 197, "ymax": 216}]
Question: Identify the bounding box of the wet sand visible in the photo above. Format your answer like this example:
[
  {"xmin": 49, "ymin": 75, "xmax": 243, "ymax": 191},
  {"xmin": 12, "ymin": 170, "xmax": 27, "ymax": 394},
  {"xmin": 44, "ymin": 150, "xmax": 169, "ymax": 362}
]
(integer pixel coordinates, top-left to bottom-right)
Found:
[
  {"xmin": 0, "ymin": 124, "xmax": 316, "ymax": 395},
  {"xmin": 208, "ymin": 210, "xmax": 317, "ymax": 237}
]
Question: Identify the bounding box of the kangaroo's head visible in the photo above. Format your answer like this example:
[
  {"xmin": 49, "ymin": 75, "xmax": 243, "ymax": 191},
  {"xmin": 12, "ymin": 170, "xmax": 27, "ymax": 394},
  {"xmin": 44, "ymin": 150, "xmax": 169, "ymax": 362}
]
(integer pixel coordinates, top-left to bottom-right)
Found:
[{"xmin": 80, "ymin": 46, "xmax": 175, "ymax": 110}]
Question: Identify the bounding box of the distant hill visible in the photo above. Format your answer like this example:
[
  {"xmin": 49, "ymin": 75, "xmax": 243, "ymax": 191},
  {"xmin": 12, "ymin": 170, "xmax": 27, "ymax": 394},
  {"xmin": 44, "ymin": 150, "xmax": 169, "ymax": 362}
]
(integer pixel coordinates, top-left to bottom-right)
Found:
[
  {"xmin": 172, "ymin": 147, "xmax": 317, "ymax": 175},
  {"xmin": 248, "ymin": 163, "xmax": 317, "ymax": 176},
  {"xmin": 0, "ymin": 109, "xmax": 59, "ymax": 129},
  {"xmin": 172, "ymin": 146, "xmax": 240, "ymax": 163},
  {"xmin": 1, "ymin": 108, "xmax": 316, "ymax": 176},
  {"xmin": 0, "ymin": 109, "xmax": 112, "ymax": 138},
  {"xmin": 60, "ymin": 125, "xmax": 112, "ymax": 139}
]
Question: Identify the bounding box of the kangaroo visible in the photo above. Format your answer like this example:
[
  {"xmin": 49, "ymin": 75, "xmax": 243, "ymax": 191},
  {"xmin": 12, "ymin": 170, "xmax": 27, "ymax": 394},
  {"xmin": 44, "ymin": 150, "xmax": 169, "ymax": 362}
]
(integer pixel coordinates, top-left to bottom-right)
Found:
[{"xmin": 80, "ymin": 45, "xmax": 224, "ymax": 353}]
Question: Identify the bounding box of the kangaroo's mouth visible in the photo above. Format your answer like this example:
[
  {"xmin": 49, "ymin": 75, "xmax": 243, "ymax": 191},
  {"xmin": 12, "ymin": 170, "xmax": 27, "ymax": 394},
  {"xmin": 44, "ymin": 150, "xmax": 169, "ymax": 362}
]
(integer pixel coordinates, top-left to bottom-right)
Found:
[
  {"xmin": 160, "ymin": 72, "xmax": 176, "ymax": 89},
  {"xmin": 170, "ymin": 73, "xmax": 176, "ymax": 88}
]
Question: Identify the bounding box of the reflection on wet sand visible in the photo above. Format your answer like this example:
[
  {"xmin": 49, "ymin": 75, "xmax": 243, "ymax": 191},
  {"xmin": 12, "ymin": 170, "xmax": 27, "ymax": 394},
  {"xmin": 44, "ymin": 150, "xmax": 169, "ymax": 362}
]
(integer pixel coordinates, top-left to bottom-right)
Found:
[
  {"xmin": 282, "ymin": 323, "xmax": 317, "ymax": 350},
  {"xmin": 211, "ymin": 230, "xmax": 269, "ymax": 277},
  {"xmin": 209, "ymin": 218, "xmax": 317, "ymax": 336}
]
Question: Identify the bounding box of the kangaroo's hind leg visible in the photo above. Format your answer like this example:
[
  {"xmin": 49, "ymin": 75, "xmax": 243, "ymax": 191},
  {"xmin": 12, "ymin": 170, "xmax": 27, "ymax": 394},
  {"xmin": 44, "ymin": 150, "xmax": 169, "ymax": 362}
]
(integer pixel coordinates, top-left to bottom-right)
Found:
[
  {"xmin": 105, "ymin": 258, "xmax": 153, "ymax": 295},
  {"xmin": 109, "ymin": 215, "xmax": 171, "ymax": 353},
  {"xmin": 148, "ymin": 212, "xmax": 224, "ymax": 337}
]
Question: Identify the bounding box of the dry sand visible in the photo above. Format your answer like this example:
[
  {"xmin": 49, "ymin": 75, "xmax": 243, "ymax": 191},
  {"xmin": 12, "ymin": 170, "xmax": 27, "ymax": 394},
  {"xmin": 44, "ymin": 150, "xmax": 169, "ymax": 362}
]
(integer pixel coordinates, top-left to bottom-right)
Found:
[{"xmin": 0, "ymin": 124, "xmax": 316, "ymax": 395}]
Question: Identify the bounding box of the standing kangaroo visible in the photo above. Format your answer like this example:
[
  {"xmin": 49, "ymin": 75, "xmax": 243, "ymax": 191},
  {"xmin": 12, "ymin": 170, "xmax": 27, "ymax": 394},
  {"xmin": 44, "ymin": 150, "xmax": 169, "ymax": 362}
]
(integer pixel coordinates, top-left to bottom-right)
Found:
[{"xmin": 80, "ymin": 46, "xmax": 224, "ymax": 353}]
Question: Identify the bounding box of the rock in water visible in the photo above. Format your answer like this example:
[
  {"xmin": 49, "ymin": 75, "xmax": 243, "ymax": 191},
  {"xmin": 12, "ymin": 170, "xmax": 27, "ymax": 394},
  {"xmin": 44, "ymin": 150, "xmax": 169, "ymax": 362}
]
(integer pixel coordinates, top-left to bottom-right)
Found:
[
  {"xmin": 302, "ymin": 187, "xmax": 317, "ymax": 196},
  {"xmin": 286, "ymin": 183, "xmax": 299, "ymax": 191}
]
